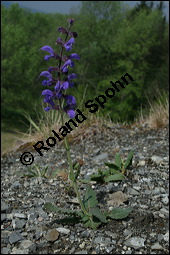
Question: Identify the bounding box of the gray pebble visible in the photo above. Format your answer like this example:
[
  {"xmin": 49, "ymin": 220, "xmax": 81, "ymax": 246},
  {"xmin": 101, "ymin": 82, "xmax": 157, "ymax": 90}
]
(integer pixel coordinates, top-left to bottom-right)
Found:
[
  {"xmin": 1, "ymin": 201, "xmax": 10, "ymax": 212},
  {"xmin": 124, "ymin": 237, "xmax": 145, "ymax": 249},
  {"xmin": 56, "ymin": 227, "xmax": 70, "ymax": 235},
  {"xmin": 151, "ymin": 156, "xmax": 163, "ymax": 164},
  {"xmin": 9, "ymin": 231, "xmax": 24, "ymax": 244},
  {"xmin": 93, "ymin": 153, "xmax": 109, "ymax": 162},
  {"xmin": 93, "ymin": 236, "xmax": 112, "ymax": 245},
  {"xmin": 45, "ymin": 229, "xmax": 59, "ymax": 242},
  {"xmin": 151, "ymin": 242, "xmax": 163, "ymax": 250}
]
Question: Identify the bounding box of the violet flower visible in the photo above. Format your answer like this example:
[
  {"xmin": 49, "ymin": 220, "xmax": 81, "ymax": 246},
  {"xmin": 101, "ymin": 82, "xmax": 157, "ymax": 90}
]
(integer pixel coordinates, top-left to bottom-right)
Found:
[
  {"xmin": 64, "ymin": 38, "xmax": 75, "ymax": 52},
  {"xmin": 39, "ymin": 19, "xmax": 80, "ymax": 118},
  {"xmin": 40, "ymin": 46, "xmax": 55, "ymax": 61}
]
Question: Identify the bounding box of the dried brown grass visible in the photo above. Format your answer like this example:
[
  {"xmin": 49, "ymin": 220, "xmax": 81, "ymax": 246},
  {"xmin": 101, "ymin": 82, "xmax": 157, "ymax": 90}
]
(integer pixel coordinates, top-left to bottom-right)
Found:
[
  {"xmin": 12, "ymin": 107, "xmax": 113, "ymax": 153},
  {"xmin": 138, "ymin": 96, "xmax": 169, "ymax": 129}
]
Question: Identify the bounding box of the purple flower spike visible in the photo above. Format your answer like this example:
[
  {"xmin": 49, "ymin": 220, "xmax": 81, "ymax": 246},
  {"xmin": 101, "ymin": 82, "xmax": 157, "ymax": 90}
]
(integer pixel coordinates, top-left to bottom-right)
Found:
[
  {"xmin": 42, "ymin": 80, "xmax": 53, "ymax": 86},
  {"xmin": 39, "ymin": 19, "xmax": 79, "ymax": 115},
  {"xmin": 61, "ymin": 59, "xmax": 74, "ymax": 73},
  {"xmin": 67, "ymin": 109, "xmax": 75, "ymax": 118},
  {"xmin": 40, "ymin": 46, "xmax": 54, "ymax": 54},
  {"xmin": 69, "ymin": 53, "xmax": 80, "ymax": 60},
  {"xmin": 42, "ymin": 89, "xmax": 53, "ymax": 96},
  {"xmin": 44, "ymin": 106, "xmax": 52, "ymax": 111},
  {"xmin": 65, "ymin": 95, "xmax": 76, "ymax": 106},
  {"xmin": 54, "ymin": 81, "xmax": 60, "ymax": 92},
  {"xmin": 67, "ymin": 18, "xmax": 74, "ymax": 25},
  {"xmin": 39, "ymin": 71, "xmax": 52, "ymax": 79},
  {"xmin": 62, "ymin": 81, "xmax": 69, "ymax": 90},
  {"xmin": 40, "ymin": 46, "xmax": 55, "ymax": 61},
  {"xmin": 58, "ymin": 27, "xmax": 67, "ymax": 34},
  {"xmin": 64, "ymin": 38, "xmax": 75, "ymax": 52}
]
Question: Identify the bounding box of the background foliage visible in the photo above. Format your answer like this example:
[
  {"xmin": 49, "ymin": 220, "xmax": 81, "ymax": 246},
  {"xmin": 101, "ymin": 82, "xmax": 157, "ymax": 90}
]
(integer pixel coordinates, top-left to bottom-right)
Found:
[{"xmin": 1, "ymin": 1, "xmax": 169, "ymax": 129}]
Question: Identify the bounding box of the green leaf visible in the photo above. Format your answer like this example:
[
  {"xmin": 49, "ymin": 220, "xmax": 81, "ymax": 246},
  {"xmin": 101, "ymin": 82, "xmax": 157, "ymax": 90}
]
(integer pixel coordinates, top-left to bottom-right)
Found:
[
  {"xmin": 115, "ymin": 153, "xmax": 122, "ymax": 168},
  {"xmin": 73, "ymin": 162, "xmax": 80, "ymax": 170},
  {"xmin": 90, "ymin": 207, "xmax": 107, "ymax": 223},
  {"xmin": 41, "ymin": 166, "xmax": 48, "ymax": 177},
  {"xmin": 69, "ymin": 171, "xmax": 75, "ymax": 182},
  {"xmin": 74, "ymin": 167, "xmax": 81, "ymax": 180},
  {"xmin": 90, "ymin": 174, "xmax": 104, "ymax": 183},
  {"xmin": 79, "ymin": 179, "xmax": 92, "ymax": 184},
  {"xmin": 27, "ymin": 169, "xmax": 38, "ymax": 176},
  {"xmin": 83, "ymin": 186, "xmax": 98, "ymax": 210},
  {"xmin": 102, "ymin": 169, "xmax": 111, "ymax": 176},
  {"xmin": 44, "ymin": 202, "xmax": 80, "ymax": 216},
  {"xmin": 22, "ymin": 173, "xmax": 35, "ymax": 178},
  {"xmin": 107, "ymin": 208, "xmax": 133, "ymax": 219},
  {"xmin": 104, "ymin": 173, "xmax": 125, "ymax": 182},
  {"xmin": 105, "ymin": 162, "xmax": 120, "ymax": 171},
  {"xmin": 83, "ymin": 218, "xmax": 101, "ymax": 230},
  {"xmin": 81, "ymin": 214, "xmax": 90, "ymax": 223},
  {"xmin": 108, "ymin": 168, "xmax": 120, "ymax": 175},
  {"xmin": 124, "ymin": 151, "xmax": 133, "ymax": 169}
]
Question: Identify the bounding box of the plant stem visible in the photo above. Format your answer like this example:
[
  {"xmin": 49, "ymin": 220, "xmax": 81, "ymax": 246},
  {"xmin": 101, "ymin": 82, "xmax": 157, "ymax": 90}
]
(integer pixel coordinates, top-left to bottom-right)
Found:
[{"xmin": 59, "ymin": 107, "xmax": 88, "ymax": 216}]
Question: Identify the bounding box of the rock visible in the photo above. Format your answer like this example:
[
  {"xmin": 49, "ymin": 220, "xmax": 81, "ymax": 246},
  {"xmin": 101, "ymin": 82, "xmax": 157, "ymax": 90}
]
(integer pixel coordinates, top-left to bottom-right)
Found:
[
  {"xmin": 1, "ymin": 201, "xmax": 10, "ymax": 212},
  {"xmin": 152, "ymin": 187, "xmax": 165, "ymax": 195},
  {"xmin": 15, "ymin": 219, "xmax": 26, "ymax": 229},
  {"xmin": 105, "ymin": 231, "xmax": 118, "ymax": 239},
  {"xmin": 163, "ymin": 231, "xmax": 169, "ymax": 242},
  {"xmin": 1, "ymin": 213, "xmax": 7, "ymax": 222},
  {"xmin": 137, "ymin": 160, "xmax": 145, "ymax": 166},
  {"xmin": 161, "ymin": 195, "xmax": 169, "ymax": 205},
  {"xmin": 11, "ymin": 248, "xmax": 29, "ymax": 254},
  {"xmin": 128, "ymin": 188, "xmax": 140, "ymax": 196},
  {"xmin": 9, "ymin": 231, "xmax": 24, "ymax": 244},
  {"xmin": 92, "ymin": 148, "xmax": 101, "ymax": 156},
  {"xmin": 81, "ymin": 230, "xmax": 91, "ymax": 238},
  {"xmin": 56, "ymin": 227, "xmax": 70, "ymax": 235},
  {"xmin": 123, "ymin": 229, "xmax": 132, "ymax": 237},
  {"xmin": 93, "ymin": 236, "xmax": 112, "ymax": 245},
  {"xmin": 151, "ymin": 242, "xmax": 163, "ymax": 250},
  {"xmin": 75, "ymin": 251, "xmax": 88, "ymax": 254},
  {"xmin": 45, "ymin": 229, "xmax": 59, "ymax": 242},
  {"xmin": 19, "ymin": 240, "xmax": 35, "ymax": 251},
  {"xmin": 124, "ymin": 237, "xmax": 145, "ymax": 249},
  {"xmin": 14, "ymin": 213, "xmax": 27, "ymax": 219},
  {"xmin": 1, "ymin": 247, "xmax": 11, "ymax": 254},
  {"xmin": 93, "ymin": 153, "xmax": 109, "ymax": 162},
  {"xmin": 10, "ymin": 181, "xmax": 21, "ymax": 189},
  {"xmin": 107, "ymin": 191, "xmax": 128, "ymax": 206},
  {"xmin": 159, "ymin": 208, "xmax": 169, "ymax": 218},
  {"xmin": 151, "ymin": 156, "xmax": 163, "ymax": 164}
]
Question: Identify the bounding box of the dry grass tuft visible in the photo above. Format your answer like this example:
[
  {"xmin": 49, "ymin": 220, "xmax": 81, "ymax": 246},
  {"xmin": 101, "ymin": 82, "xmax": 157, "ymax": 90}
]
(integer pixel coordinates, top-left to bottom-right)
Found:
[
  {"xmin": 12, "ymin": 107, "xmax": 113, "ymax": 153},
  {"xmin": 138, "ymin": 96, "xmax": 169, "ymax": 129}
]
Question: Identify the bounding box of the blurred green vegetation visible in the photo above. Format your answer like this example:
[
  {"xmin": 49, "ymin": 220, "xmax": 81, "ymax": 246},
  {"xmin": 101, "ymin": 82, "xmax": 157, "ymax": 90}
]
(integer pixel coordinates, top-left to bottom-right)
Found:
[{"xmin": 1, "ymin": 1, "xmax": 169, "ymax": 130}]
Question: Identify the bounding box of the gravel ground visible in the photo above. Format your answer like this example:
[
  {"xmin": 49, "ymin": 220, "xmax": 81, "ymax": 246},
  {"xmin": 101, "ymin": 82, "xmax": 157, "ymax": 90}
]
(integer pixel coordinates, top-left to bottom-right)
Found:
[{"xmin": 1, "ymin": 123, "xmax": 169, "ymax": 254}]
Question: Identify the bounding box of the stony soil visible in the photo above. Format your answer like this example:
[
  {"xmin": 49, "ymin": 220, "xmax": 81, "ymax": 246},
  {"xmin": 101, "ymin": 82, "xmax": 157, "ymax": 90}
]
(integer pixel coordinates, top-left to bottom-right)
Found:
[{"xmin": 1, "ymin": 123, "xmax": 169, "ymax": 254}]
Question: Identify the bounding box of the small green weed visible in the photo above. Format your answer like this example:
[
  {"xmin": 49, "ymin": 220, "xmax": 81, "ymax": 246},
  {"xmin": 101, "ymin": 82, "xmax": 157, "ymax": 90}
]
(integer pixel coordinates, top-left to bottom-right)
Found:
[
  {"xmin": 22, "ymin": 164, "xmax": 48, "ymax": 178},
  {"xmin": 44, "ymin": 185, "xmax": 132, "ymax": 230},
  {"xmin": 81, "ymin": 151, "xmax": 133, "ymax": 183}
]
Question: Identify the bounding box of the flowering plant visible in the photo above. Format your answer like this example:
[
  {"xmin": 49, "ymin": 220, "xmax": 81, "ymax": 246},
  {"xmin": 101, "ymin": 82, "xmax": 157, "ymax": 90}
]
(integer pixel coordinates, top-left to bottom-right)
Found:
[
  {"xmin": 39, "ymin": 18, "xmax": 79, "ymax": 118},
  {"xmin": 39, "ymin": 19, "xmax": 132, "ymax": 229}
]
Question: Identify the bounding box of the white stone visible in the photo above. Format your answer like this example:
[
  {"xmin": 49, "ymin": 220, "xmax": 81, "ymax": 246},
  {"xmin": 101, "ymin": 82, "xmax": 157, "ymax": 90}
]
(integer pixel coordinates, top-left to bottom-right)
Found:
[
  {"xmin": 151, "ymin": 156, "xmax": 163, "ymax": 164},
  {"xmin": 151, "ymin": 242, "xmax": 163, "ymax": 250},
  {"xmin": 14, "ymin": 213, "xmax": 27, "ymax": 219},
  {"xmin": 137, "ymin": 160, "xmax": 145, "ymax": 166},
  {"xmin": 56, "ymin": 227, "xmax": 70, "ymax": 235},
  {"xmin": 163, "ymin": 231, "xmax": 169, "ymax": 242},
  {"xmin": 162, "ymin": 196, "xmax": 169, "ymax": 205},
  {"xmin": 124, "ymin": 237, "xmax": 145, "ymax": 249},
  {"xmin": 19, "ymin": 240, "xmax": 34, "ymax": 249}
]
